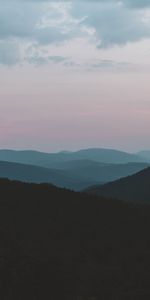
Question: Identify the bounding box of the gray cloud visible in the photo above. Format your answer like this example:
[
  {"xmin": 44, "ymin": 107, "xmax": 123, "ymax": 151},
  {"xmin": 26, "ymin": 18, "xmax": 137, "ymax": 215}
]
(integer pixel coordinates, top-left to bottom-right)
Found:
[
  {"xmin": 0, "ymin": 2, "xmax": 73, "ymax": 43},
  {"xmin": 27, "ymin": 54, "xmax": 68, "ymax": 65},
  {"xmin": 63, "ymin": 58, "xmax": 137, "ymax": 72},
  {"xmin": 0, "ymin": 39, "xmax": 21, "ymax": 65},
  {"xmin": 75, "ymin": 0, "xmax": 150, "ymax": 9},
  {"xmin": 11, "ymin": 0, "xmax": 150, "ymax": 9},
  {"xmin": 0, "ymin": 0, "xmax": 150, "ymax": 65},
  {"xmin": 26, "ymin": 0, "xmax": 150, "ymax": 9},
  {"xmin": 0, "ymin": 1, "xmax": 78, "ymax": 65},
  {"xmin": 123, "ymin": 0, "xmax": 150, "ymax": 9},
  {"xmin": 89, "ymin": 59, "xmax": 135, "ymax": 70},
  {"xmin": 72, "ymin": 2, "xmax": 150, "ymax": 47}
]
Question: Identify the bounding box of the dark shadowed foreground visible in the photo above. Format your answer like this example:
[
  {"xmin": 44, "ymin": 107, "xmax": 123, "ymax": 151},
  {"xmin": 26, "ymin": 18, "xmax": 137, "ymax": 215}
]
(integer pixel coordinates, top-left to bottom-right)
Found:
[{"xmin": 0, "ymin": 179, "xmax": 150, "ymax": 299}]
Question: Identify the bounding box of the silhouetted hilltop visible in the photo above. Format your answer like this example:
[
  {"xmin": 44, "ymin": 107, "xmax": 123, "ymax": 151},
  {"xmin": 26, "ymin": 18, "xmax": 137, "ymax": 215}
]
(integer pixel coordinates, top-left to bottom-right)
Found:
[
  {"xmin": 0, "ymin": 179, "xmax": 150, "ymax": 298},
  {"xmin": 86, "ymin": 167, "xmax": 150, "ymax": 203}
]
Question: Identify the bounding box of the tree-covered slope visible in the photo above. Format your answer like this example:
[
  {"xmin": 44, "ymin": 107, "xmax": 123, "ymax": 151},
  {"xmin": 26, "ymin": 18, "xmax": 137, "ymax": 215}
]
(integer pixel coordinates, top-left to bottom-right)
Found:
[
  {"xmin": 0, "ymin": 179, "xmax": 150, "ymax": 298},
  {"xmin": 86, "ymin": 167, "xmax": 150, "ymax": 203}
]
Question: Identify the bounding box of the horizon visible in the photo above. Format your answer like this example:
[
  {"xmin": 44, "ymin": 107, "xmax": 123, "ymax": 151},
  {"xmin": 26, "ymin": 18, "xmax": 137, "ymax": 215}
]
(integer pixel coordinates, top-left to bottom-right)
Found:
[{"xmin": 0, "ymin": 146, "xmax": 149, "ymax": 154}]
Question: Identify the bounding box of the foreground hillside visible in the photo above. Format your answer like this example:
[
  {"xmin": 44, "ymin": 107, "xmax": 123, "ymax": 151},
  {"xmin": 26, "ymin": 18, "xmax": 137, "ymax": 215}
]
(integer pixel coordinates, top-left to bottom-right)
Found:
[
  {"xmin": 0, "ymin": 179, "xmax": 150, "ymax": 299},
  {"xmin": 87, "ymin": 167, "xmax": 150, "ymax": 203}
]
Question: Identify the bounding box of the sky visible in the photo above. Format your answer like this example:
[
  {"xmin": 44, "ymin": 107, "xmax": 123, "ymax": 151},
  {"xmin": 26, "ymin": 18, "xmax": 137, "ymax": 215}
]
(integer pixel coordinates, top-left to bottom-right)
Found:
[{"xmin": 0, "ymin": 0, "xmax": 150, "ymax": 152}]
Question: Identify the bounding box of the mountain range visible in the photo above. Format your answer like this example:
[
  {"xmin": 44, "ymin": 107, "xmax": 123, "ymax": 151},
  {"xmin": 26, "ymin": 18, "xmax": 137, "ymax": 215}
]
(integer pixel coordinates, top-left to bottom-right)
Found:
[
  {"xmin": 0, "ymin": 148, "xmax": 147, "ymax": 168},
  {"xmin": 0, "ymin": 160, "xmax": 97, "ymax": 191},
  {"xmin": 0, "ymin": 161, "xmax": 100, "ymax": 190},
  {"xmin": 0, "ymin": 158, "xmax": 149, "ymax": 191}
]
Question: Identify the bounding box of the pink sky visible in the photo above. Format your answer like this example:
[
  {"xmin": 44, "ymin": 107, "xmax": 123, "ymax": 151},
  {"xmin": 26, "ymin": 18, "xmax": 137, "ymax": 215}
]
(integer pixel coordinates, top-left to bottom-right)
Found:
[
  {"xmin": 0, "ymin": 65, "xmax": 150, "ymax": 152},
  {"xmin": 1, "ymin": 1, "xmax": 150, "ymax": 152}
]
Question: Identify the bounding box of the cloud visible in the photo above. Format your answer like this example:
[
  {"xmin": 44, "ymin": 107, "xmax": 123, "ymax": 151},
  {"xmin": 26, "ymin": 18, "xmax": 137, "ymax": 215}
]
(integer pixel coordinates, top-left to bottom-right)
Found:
[
  {"xmin": 27, "ymin": 54, "xmax": 68, "ymax": 65},
  {"xmin": 0, "ymin": 0, "xmax": 150, "ymax": 65},
  {"xmin": 0, "ymin": 2, "xmax": 74, "ymax": 43},
  {"xmin": 90, "ymin": 59, "xmax": 130, "ymax": 69},
  {"xmin": 64, "ymin": 58, "xmax": 136, "ymax": 72},
  {"xmin": 72, "ymin": 1, "xmax": 150, "ymax": 47},
  {"xmin": 88, "ymin": 59, "xmax": 137, "ymax": 72},
  {"xmin": 0, "ymin": 39, "xmax": 21, "ymax": 65},
  {"xmin": 0, "ymin": 1, "xmax": 71, "ymax": 65},
  {"xmin": 28, "ymin": 0, "xmax": 150, "ymax": 9},
  {"xmin": 0, "ymin": 1, "xmax": 87, "ymax": 65},
  {"xmin": 72, "ymin": 0, "xmax": 150, "ymax": 9},
  {"xmin": 123, "ymin": 0, "xmax": 150, "ymax": 9}
]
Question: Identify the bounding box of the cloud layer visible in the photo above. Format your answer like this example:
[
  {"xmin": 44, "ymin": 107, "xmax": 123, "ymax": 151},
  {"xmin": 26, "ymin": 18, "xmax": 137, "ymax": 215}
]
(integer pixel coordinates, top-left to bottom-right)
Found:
[{"xmin": 0, "ymin": 0, "xmax": 150, "ymax": 65}]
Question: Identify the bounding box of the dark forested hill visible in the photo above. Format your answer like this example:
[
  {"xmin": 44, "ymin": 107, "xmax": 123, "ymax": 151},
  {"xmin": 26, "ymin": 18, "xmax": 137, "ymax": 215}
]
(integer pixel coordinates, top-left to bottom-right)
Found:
[
  {"xmin": 86, "ymin": 167, "xmax": 150, "ymax": 203},
  {"xmin": 0, "ymin": 179, "xmax": 150, "ymax": 298}
]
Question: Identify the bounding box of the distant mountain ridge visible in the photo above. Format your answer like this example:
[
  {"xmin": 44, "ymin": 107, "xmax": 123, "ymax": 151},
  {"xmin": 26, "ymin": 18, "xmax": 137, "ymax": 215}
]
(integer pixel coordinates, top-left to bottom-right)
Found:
[
  {"xmin": 137, "ymin": 150, "xmax": 150, "ymax": 161},
  {"xmin": 72, "ymin": 148, "xmax": 145, "ymax": 164},
  {"xmin": 86, "ymin": 167, "xmax": 150, "ymax": 203},
  {"xmin": 61, "ymin": 161, "xmax": 149, "ymax": 183},
  {"xmin": 0, "ymin": 160, "xmax": 98, "ymax": 191},
  {"xmin": 0, "ymin": 159, "xmax": 148, "ymax": 191},
  {"xmin": 0, "ymin": 148, "xmax": 147, "ymax": 168},
  {"xmin": 0, "ymin": 148, "xmax": 148, "ymax": 192}
]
